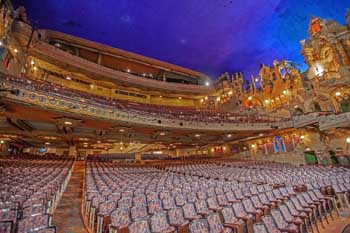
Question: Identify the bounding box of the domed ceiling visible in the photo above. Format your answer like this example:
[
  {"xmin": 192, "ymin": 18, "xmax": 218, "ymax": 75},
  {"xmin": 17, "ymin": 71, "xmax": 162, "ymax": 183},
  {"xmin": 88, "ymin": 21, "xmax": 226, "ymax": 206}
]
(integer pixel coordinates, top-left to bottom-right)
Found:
[{"xmin": 16, "ymin": 0, "xmax": 350, "ymax": 79}]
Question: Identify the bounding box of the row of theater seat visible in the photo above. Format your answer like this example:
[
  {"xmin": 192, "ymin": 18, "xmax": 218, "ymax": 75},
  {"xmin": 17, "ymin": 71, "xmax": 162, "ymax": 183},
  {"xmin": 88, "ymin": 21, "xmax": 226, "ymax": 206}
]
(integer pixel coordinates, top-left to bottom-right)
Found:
[
  {"xmin": 1, "ymin": 73, "xmax": 286, "ymax": 124},
  {"xmin": 0, "ymin": 157, "xmax": 73, "ymax": 233},
  {"xmin": 83, "ymin": 160, "xmax": 348, "ymax": 233}
]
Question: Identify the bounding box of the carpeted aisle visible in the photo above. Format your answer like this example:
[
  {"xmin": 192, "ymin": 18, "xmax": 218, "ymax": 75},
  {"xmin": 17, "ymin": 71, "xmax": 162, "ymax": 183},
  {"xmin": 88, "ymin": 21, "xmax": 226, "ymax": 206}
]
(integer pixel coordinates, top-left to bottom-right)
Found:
[{"xmin": 52, "ymin": 161, "xmax": 88, "ymax": 233}]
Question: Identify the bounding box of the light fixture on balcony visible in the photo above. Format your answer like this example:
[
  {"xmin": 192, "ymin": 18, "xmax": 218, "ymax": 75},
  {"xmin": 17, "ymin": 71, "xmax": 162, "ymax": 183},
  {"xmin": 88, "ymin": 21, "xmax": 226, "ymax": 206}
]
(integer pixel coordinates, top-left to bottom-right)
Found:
[
  {"xmin": 13, "ymin": 48, "xmax": 18, "ymax": 53},
  {"xmin": 335, "ymin": 91, "xmax": 341, "ymax": 97},
  {"xmin": 64, "ymin": 121, "xmax": 72, "ymax": 125},
  {"xmin": 227, "ymin": 134, "xmax": 232, "ymax": 138},
  {"xmin": 0, "ymin": 140, "xmax": 4, "ymax": 144},
  {"xmin": 205, "ymin": 81, "xmax": 210, "ymax": 86},
  {"xmin": 66, "ymin": 76, "xmax": 71, "ymax": 80},
  {"xmin": 126, "ymin": 69, "xmax": 131, "ymax": 73},
  {"xmin": 248, "ymin": 96, "xmax": 252, "ymax": 101},
  {"xmin": 300, "ymin": 135, "xmax": 305, "ymax": 139},
  {"xmin": 346, "ymin": 137, "xmax": 350, "ymax": 144},
  {"xmin": 45, "ymin": 142, "xmax": 50, "ymax": 145}
]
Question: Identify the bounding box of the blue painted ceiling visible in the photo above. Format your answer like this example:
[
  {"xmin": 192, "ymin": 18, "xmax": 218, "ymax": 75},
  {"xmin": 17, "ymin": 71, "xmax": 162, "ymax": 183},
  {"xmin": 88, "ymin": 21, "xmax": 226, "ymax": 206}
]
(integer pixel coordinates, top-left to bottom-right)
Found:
[{"xmin": 17, "ymin": 0, "xmax": 350, "ymax": 79}]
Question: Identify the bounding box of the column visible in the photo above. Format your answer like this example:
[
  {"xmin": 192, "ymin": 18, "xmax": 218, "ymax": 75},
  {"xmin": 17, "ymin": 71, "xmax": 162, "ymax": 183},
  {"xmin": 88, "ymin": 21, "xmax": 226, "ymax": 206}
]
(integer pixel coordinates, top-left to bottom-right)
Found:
[
  {"xmin": 69, "ymin": 146, "xmax": 77, "ymax": 158},
  {"xmin": 0, "ymin": 141, "xmax": 9, "ymax": 157},
  {"xmin": 97, "ymin": 53, "xmax": 102, "ymax": 65},
  {"xmin": 264, "ymin": 143, "xmax": 268, "ymax": 155}
]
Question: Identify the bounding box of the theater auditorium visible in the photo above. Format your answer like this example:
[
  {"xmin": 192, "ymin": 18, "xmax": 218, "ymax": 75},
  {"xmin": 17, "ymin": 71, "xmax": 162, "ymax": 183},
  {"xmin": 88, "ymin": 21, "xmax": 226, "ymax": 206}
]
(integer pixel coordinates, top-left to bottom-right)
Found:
[{"xmin": 1, "ymin": 1, "xmax": 350, "ymax": 233}]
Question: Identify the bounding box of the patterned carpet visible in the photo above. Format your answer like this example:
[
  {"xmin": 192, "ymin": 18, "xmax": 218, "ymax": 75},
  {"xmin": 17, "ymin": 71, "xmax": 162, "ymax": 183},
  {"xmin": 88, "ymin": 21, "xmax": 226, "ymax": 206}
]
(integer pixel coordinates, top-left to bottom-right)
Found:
[{"xmin": 52, "ymin": 161, "xmax": 88, "ymax": 233}]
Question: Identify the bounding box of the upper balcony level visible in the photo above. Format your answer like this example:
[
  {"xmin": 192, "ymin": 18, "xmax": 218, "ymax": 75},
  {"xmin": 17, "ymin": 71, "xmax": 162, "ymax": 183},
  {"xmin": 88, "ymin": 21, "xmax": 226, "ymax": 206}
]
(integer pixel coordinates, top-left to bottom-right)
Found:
[{"xmin": 12, "ymin": 21, "xmax": 214, "ymax": 95}]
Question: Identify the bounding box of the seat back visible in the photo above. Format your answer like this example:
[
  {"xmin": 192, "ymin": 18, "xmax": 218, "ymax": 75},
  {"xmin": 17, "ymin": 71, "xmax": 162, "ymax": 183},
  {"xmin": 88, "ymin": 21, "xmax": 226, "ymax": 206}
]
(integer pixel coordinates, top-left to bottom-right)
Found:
[
  {"xmin": 261, "ymin": 215, "xmax": 279, "ymax": 232},
  {"xmin": 207, "ymin": 213, "xmax": 225, "ymax": 233},
  {"xmin": 0, "ymin": 221, "xmax": 12, "ymax": 233},
  {"xmin": 110, "ymin": 207, "xmax": 130, "ymax": 228},
  {"xmin": 130, "ymin": 205, "xmax": 148, "ymax": 220},
  {"xmin": 128, "ymin": 219, "xmax": 151, "ymax": 233},
  {"xmin": 253, "ymin": 223, "xmax": 268, "ymax": 233},
  {"xmin": 168, "ymin": 207, "xmax": 186, "ymax": 226},
  {"xmin": 17, "ymin": 214, "xmax": 51, "ymax": 233},
  {"xmin": 98, "ymin": 201, "xmax": 116, "ymax": 217},
  {"xmin": 22, "ymin": 205, "xmax": 47, "ymax": 218},
  {"xmin": 183, "ymin": 203, "xmax": 197, "ymax": 219},
  {"xmin": 150, "ymin": 211, "xmax": 171, "ymax": 232},
  {"xmin": 189, "ymin": 219, "xmax": 210, "ymax": 233}
]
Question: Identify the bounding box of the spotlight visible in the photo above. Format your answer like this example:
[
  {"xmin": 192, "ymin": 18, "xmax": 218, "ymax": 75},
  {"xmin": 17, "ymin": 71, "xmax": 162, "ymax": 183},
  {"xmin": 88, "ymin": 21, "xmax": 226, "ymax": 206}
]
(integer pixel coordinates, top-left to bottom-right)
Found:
[{"xmin": 205, "ymin": 81, "xmax": 210, "ymax": 86}]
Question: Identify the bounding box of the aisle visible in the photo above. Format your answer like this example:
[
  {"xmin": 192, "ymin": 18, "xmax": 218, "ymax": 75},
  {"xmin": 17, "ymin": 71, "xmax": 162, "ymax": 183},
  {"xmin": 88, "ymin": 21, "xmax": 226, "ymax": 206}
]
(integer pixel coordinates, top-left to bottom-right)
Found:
[{"xmin": 52, "ymin": 161, "xmax": 88, "ymax": 233}]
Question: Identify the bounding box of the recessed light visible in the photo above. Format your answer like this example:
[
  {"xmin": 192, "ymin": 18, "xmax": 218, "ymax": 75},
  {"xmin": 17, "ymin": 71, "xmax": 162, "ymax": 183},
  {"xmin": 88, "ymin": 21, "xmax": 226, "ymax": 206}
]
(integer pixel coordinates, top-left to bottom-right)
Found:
[
  {"xmin": 227, "ymin": 134, "xmax": 232, "ymax": 138},
  {"xmin": 119, "ymin": 129, "xmax": 125, "ymax": 132},
  {"xmin": 64, "ymin": 121, "xmax": 72, "ymax": 125},
  {"xmin": 66, "ymin": 76, "xmax": 71, "ymax": 80},
  {"xmin": 45, "ymin": 142, "xmax": 50, "ymax": 145}
]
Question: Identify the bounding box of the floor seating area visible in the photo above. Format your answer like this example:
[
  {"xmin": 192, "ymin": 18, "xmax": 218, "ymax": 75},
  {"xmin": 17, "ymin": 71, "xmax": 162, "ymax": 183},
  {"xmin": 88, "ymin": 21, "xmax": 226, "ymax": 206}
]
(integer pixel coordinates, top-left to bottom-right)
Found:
[
  {"xmin": 83, "ymin": 160, "xmax": 350, "ymax": 233},
  {"xmin": 0, "ymin": 156, "xmax": 73, "ymax": 233}
]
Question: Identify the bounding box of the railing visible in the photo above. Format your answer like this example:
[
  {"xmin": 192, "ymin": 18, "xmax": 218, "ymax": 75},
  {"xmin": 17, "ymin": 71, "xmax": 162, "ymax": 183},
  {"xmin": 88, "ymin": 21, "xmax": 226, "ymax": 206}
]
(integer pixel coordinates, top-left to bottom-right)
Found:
[{"xmin": 319, "ymin": 112, "xmax": 350, "ymax": 131}]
